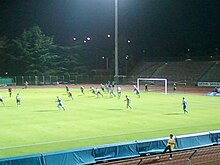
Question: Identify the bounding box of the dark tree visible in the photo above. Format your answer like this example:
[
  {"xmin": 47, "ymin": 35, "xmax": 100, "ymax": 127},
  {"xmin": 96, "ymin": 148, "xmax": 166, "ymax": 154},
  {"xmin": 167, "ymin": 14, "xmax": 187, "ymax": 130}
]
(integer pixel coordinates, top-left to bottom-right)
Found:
[
  {"xmin": 56, "ymin": 45, "xmax": 88, "ymax": 75},
  {"xmin": 13, "ymin": 26, "xmax": 59, "ymax": 75},
  {"xmin": 0, "ymin": 36, "xmax": 13, "ymax": 76}
]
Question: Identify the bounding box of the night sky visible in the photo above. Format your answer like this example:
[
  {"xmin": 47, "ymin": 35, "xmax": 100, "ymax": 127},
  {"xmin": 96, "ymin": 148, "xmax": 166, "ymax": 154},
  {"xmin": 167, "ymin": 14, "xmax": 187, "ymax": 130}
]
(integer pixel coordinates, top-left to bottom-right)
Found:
[{"xmin": 0, "ymin": 0, "xmax": 220, "ymax": 58}]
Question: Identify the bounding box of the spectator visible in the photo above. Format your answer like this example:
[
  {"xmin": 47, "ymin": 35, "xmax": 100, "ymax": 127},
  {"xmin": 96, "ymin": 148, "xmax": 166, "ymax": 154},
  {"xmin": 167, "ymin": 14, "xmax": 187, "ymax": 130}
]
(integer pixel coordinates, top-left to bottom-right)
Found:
[{"xmin": 163, "ymin": 134, "xmax": 175, "ymax": 159}]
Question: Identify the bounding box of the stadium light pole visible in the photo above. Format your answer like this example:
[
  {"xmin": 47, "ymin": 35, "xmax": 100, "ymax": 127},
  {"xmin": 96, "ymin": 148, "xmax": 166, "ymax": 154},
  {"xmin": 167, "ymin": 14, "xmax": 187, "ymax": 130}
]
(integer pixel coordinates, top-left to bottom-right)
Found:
[
  {"xmin": 114, "ymin": 0, "xmax": 119, "ymax": 79},
  {"xmin": 102, "ymin": 56, "xmax": 109, "ymax": 70},
  {"xmin": 125, "ymin": 55, "xmax": 129, "ymax": 76}
]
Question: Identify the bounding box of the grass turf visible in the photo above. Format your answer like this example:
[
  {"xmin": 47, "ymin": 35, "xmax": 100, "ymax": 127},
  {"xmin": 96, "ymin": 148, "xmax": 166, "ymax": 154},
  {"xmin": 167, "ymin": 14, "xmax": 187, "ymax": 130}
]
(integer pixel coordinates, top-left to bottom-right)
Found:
[{"xmin": 0, "ymin": 86, "xmax": 219, "ymax": 158}]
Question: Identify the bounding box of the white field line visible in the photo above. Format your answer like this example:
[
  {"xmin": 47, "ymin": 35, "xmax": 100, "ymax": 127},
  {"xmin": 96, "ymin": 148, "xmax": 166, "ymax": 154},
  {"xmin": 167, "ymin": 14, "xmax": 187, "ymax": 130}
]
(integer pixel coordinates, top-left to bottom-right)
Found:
[
  {"xmin": 0, "ymin": 128, "xmax": 167, "ymax": 150},
  {"xmin": 0, "ymin": 124, "xmax": 218, "ymax": 150}
]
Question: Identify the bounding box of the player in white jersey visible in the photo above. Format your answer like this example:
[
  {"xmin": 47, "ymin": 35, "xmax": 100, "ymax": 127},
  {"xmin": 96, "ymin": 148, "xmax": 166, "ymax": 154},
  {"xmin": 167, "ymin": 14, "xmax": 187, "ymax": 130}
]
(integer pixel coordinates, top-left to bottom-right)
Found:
[
  {"xmin": 182, "ymin": 97, "xmax": 188, "ymax": 114},
  {"xmin": 117, "ymin": 86, "xmax": 122, "ymax": 98},
  {"xmin": 96, "ymin": 88, "xmax": 103, "ymax": 97},
  {"xmin": 16, "ymin": 93, "xmax": 21, "ymax": 106},
  {"xmin": 109, "ymin": 86, "xmax": 116, "ymax": 97},
  {"xmin": 133, "ymin": 86, "xmax": 140, "ymax": 98},
  {"xmin": 80, "ymin": 86, "xmax": 85, "ymax": 95},
  {"xmin": 57, "ymin": 96, "xmax": 65, "ymax": 111},
  {"xmin": 90, "ymin": 87, "xmax": 96, "ymax": 95},
  {"xmin": 0, "ymin": 96, "xmax": 5, "ymax": 105}
]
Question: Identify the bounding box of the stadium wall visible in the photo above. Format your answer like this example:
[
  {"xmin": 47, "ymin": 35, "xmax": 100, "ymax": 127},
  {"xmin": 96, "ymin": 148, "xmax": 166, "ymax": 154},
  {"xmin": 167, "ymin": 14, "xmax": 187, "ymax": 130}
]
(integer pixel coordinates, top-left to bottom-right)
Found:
[{"xmin": 0, "ymin": 130, "xmax": 220, "ymax": 165}]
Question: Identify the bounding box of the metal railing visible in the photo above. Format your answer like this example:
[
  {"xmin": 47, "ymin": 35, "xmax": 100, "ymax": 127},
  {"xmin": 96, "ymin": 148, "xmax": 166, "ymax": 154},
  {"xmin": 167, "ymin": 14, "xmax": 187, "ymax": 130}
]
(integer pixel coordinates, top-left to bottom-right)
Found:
[{"xmin": 96, "ymin": 145, "xmax": 220, "ymax": 165}]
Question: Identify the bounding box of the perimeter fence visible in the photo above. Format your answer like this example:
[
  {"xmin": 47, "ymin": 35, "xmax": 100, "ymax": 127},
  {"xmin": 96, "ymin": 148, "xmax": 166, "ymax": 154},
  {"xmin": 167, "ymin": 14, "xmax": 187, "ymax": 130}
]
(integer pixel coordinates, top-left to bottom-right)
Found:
[
  {"xmin": 96, "ymin": 145, "xmax": 220, "ymax": 165},
  {"xmin": 1, "ymin": 75, "xmax": 135, "ymax": 86},
  {"xmin": 0, "ymin": 131, "xmax": 219, "ymax": 165},
  {"xmin": 1, "ymin": 75, "xmax": 190, "ymax": 86}
]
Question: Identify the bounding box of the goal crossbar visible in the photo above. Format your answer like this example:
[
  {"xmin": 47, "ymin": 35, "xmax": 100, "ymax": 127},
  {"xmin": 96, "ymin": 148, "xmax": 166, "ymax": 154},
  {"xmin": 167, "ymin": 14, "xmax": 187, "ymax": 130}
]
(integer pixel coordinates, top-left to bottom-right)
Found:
[{"xmin": 137, "ymin": 78, "xmax": 168, "ymax": 94}]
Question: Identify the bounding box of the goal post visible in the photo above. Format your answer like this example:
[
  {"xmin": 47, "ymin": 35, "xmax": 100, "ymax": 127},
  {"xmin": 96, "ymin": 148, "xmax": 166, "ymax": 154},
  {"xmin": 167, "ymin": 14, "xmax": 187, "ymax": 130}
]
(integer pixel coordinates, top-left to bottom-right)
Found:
[{"xmin": 137, "ymin": 78, "xmax": 168, "ymax": 94}]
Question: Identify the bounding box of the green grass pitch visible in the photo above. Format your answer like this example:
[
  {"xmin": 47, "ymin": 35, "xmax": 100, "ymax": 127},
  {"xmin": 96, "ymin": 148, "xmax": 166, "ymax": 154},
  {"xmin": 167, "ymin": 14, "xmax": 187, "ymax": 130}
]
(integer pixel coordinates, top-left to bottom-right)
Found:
[{"xmin": 0, "ymin": 86, "xmax": 219, "ymax": 158}]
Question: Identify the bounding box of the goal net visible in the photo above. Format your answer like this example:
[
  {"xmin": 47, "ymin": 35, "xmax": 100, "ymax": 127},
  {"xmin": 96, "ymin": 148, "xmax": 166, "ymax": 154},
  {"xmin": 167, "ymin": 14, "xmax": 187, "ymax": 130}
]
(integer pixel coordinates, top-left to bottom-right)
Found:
[{"xmin": 137, "ymin": 78, "xmax": 168, "ymax": 94}]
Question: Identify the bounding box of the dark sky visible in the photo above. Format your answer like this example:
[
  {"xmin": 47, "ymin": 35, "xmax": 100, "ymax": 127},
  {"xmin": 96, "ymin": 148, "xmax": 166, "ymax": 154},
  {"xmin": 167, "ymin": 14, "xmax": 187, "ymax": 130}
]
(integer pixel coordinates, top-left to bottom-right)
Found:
[{"xmin": 0, "ymin": 0, "xmax": 220, "ymax": 57}]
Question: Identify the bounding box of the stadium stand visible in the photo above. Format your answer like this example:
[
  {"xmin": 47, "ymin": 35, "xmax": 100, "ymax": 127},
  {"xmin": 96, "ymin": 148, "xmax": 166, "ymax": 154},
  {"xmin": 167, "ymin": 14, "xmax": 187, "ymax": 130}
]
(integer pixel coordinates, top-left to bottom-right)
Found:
[
  {"xmin": 6, "ymin": 61, "xmax": 220, "ymax": 85},
  {"xmin": 129, "ymin": 62, "xmax": 164, "ymax": 78},
  {"xmin": 199, "ymin": 61, "xmax": 220, "ymax": 82},
  {"xmin": 130, "ymin": 61, "xmax": 216, "ymax": 85},
  {"xmin": 151, "ymin": 62, "xmax": 213, "ymax": 84}
]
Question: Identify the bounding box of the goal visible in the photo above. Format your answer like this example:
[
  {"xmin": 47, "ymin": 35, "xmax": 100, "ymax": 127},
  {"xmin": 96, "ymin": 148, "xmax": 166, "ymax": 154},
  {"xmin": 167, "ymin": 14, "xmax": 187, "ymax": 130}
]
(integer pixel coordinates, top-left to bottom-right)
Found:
[{"xmin": 137, "ymin": 78, "xmax": 168, "ymax": 94}]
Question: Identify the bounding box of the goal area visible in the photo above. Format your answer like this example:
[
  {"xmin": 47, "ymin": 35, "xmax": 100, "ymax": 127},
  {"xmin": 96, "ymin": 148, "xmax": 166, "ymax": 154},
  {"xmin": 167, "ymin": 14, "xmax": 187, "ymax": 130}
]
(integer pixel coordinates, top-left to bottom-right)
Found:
[{"xmin": 137, "ymin": 78, "xmax": 168, "ymax": 94}]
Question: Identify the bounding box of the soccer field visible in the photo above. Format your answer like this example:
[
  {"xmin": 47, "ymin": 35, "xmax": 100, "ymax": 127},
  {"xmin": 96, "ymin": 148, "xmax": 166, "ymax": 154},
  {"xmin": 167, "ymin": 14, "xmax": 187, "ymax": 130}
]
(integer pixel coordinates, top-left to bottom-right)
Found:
[{"xmin": 0, "ymin": 86, "xmax": 219, "ymax": 158}]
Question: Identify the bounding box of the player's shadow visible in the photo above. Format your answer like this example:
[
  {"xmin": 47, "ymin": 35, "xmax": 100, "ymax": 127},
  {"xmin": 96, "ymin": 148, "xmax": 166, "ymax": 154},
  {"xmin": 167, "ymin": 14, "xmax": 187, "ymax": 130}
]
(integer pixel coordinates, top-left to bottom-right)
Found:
[
  {"xmin": 0, "ymin": 105, "xmax": 12, "ymax": 108},
  {"xmin": 106, "ymin": 108, "xmax": 123, "ymax": 111},
  {"xmin": 78, "ymin": 94, "xmax": 85, "ymax": 96},
  {"xmin": 164, "ymin": 112, "xmax": 182, "ymax": 116},
  {"xmin": 33, "ymin": 110, "xmax": 59, "ymax": 113},
  {"xmin": 65, "ymin": 99, "xmax": 73, "ymax": 101},
  {"xmin": 88, "ymin": 96, "xmax": 95, "ymax": 98}
]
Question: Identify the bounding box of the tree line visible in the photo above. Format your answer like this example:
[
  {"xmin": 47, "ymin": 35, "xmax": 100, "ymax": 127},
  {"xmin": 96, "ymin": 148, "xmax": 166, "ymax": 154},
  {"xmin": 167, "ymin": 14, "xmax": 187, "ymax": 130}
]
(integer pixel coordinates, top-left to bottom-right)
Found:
[
  {"xmin": 0, "ymin": 26, "xmax": 88, "ymax": 76},
  {"xmin": 0, "ymin": 25, "xmax": 139, "ymax": 77}
]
